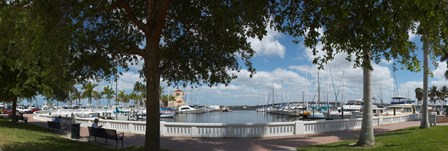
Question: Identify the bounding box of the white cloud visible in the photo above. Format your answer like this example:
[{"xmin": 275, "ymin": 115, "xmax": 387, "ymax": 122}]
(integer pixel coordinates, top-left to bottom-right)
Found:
[
  {"xmin": 128, "ymin": 56, "xmax": 144, "ymax": 72},
  {"xmin": 290, "ymin": 43, "xmax": 399, "ymax": 103},
  {"xmin": 117, "ymin": 72, "xmax": 144, "ymax": 91},
  {"xmin": 380, "ymin": 59, "xmax": 393, "ymax": 65},
  {"xmin": 433, "ymin": 61, "xmax": 447, "ymax": 79},
  {"xmin": 396, "ymin": 81, "xmax": 422, "ymax": 100},
  {"xmin": 248, "ymin": 27, "xmax": 286, "ymax": 58},
  {"xmin": 408, "ymin": 30, "xmax": 418, "ymax": 41}
]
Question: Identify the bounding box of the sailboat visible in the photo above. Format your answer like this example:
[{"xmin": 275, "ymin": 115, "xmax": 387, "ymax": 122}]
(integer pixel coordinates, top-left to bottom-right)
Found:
[
  {"xmin": 257, "ymin": 88, "xmax": 273, "ymax": 112},
  {"xmin": 160, "ymin": 107, "xmax": 176, "ymax": 118},
  {"xmin": 303, "ymin": 70, "xmax": 326, "ymax": 120}
]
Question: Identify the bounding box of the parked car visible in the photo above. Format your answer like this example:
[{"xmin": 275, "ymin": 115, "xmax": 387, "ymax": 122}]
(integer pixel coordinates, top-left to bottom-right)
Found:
[
  {"xmin": 2, "ymin": 108, "xmax": 12, "ymax": 115},
  {"xmin": 16, "ymin": 106, "xmax": 31, "ymax": 114},
  {"xmin": 30, "ymin": 107, "xmax": 40, "ymax": 113}
]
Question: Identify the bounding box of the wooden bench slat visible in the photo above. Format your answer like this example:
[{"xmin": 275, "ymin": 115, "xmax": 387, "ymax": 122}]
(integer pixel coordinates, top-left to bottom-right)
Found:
[{"xmin": 88, "ymin": 127, "xmax": 124, "ymax": 148}]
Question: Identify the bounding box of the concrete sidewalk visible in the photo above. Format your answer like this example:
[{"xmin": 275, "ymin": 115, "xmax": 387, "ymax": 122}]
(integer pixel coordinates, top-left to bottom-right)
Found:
[{"xmin": 24, "ymin": 114, "xmax": 435, "ymax": 151}]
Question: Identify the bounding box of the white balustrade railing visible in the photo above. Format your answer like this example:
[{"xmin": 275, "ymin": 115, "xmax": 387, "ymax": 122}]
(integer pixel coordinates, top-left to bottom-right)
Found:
[{"xmin": 33, "ymin": 113, "xmax": 431, "ymax": 138}]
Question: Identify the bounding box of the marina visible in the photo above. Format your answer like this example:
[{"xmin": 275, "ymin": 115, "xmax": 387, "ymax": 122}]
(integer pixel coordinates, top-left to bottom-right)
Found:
[{"xmin": 32, "ymin": 110, "xmax": 431, "ymax": 138}]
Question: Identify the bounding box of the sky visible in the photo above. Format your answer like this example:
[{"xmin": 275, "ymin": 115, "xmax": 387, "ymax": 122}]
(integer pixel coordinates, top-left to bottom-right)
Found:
[{"xmin": 26, "ymin": 26, "xmax": 448, "ymax": 107}]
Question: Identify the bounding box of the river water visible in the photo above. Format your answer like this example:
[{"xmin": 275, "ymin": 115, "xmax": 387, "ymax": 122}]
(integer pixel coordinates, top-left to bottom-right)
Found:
[{"xmin": 160, "ymin": 110, "xmax": 302, "ymax": 123}]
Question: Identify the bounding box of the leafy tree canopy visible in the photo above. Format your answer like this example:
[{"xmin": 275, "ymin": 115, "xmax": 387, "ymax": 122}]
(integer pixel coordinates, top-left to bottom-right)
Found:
[
  {"xmin": 271, "ymin": 0, "xmax": 420, "ymax": 71},
  {"xmin": 67, "ymin": 0, "xmax": 270, "ymax": 86}
]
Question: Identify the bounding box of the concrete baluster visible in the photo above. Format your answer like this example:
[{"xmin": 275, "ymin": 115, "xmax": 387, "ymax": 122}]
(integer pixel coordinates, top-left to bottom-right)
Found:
[{"xmin": 294, "ymin": 121, "xmax": 305, "ymax": 135}]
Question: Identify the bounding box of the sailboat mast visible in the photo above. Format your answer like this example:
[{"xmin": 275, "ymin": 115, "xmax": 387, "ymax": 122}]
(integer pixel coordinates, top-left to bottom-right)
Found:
[
  {"xmin": 115, "ymin": 71, "xmax": 118, "ymax": 106},
  {"xmin": 380, "ymin": 82, "xmax": 383, "ymax": 104},
  {"xmin": 317, "ymin": 70, "xmax": 320, "ymax": 104},
  {"xmin": 341, "ymin": 80, "xmax": 345, "ymax": 104},
  {"xmin": 305, "ymin": 68, "xmax": 309, "ymax": 106}
]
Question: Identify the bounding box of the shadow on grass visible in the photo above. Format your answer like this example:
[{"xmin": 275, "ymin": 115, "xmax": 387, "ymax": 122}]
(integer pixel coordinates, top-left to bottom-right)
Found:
[
  {"xmin": 0, "ymin": 131, "xmax": 147, "ymax": 151},
  {"xmin": 298, "ymin": 141, "xmax": 386, "ymax": 151},
  {"xmin": 374, "ymin": 127, "xmax": 421, "ymax": 138},
  {"xmin": 0, "ymin": 119, "xmax": 54, "ymax": 134},
  {"xmin": 297, "ymin": 143, "xmax": 352, "ymax": 151},
  {"xmin": 1, "ymin": 135, "xmax": 108, "ymax": 151}
]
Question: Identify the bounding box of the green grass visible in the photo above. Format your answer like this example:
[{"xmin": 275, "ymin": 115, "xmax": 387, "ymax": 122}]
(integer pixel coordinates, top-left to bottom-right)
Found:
[
  {"xmin": 0, "ymin": 119, "xmax": 150, "ymax": 151},
  {"xmin": 298, "ymin": 126, "xmax": 448, "ymax": 151}
]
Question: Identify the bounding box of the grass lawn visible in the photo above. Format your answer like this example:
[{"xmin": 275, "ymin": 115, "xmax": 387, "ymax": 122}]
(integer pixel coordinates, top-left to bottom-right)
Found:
[
  {"xmin": 0, "ymin": 118, "xmax": 148, "ymax": 151},
  {"xmin": 298, "ymin": 126, "xmax": 448, "ymax": 151}
]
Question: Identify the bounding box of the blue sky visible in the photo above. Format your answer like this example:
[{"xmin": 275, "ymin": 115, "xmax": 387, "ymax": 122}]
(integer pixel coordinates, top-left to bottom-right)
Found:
[{"xmin": 25, "ymin": 26, "xmax": 448, "ymax": 107}]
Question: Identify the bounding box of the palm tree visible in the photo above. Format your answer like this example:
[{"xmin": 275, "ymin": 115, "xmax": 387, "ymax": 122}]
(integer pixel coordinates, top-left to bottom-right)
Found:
[
  {"xmin": 415, "ymin": 87, "xmax": 423, "ymax": 106},
  {"xmin": 70, "ymin": 87, "xmax": 82, "ymax": 107},
  {"xmin": 101, "ymin": 86, "xmax": 114, "ymax": 108},
  {"xmin": 133, "ymin": 81, "xmax": 146, "ymax": 107},
  {"xmin": 81, "ymin": 82, "xmax": 98, "ymax": 108},
  {"xmin": 415, "ymin": 88, "xmax": 423, "ymax": 102},
  {"xmin": 117, "ymin": 90, "xmax": 129, "ymax": 107},
  {"xmin": 128, "ymin": 92, "xmax": 139, "ymax": 107},
  {"xmin": 160, "ymin": 95, "xmax": 175, "ymax": 107},
  {"xmin": 92, "ymin": 90, "xmax": 103, "ymax": 108},
  {"xmin": 428, "ymin": 86, "xmax": 439, "ymax": 105},
  {"xmin": 439, "ymin": 86, "xmax": 448, "ymax": 105}
]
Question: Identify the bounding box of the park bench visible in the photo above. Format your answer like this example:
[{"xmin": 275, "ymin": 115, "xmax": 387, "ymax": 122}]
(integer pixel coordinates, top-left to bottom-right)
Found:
[
  {"xmin": 17, "ymin": 115, "xmax": 28, "ymax": 123},
  {"xmin": 88, "ymin": 127, "xmax": 124, "ymax": 148},
  {"xmin": 47, "ymin": 121, "xmax": 62, "ymax": 131}
]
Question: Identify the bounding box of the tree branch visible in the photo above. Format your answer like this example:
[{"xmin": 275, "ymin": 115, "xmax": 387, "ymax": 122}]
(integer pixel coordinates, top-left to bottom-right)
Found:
[
  {"xmin": 118, "ymin": 0, "xmax": 149, "ymax": 34},
  {"xmin": 148, "ymin": 0, "xmax": 171, "ymax": 43},
  {"xmin": 73, "ymin": 1, "xmax": 121, "ymax": 29},
  {"xmin": 112, "ymin": 44, "xmax": 144, "ymax": 58}
]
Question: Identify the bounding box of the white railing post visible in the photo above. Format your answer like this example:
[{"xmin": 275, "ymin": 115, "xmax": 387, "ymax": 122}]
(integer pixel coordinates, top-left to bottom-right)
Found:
[
  {"xmin": 160, "ymin": 121, "xmax": 166, "ymax": 136},
  {"xmin": 294, "ymin": 121, "xmax": 305, "ymax": 135},
  {"xmin": 191, "ymin": 126, "xmax": 199, "ymax": 137},
  {"xmin": 32, "ymin": 113, "xmax": 424, "ymax": 138},
  {"xmin": 105, "ymin": 121, "xmax": 111, "ymax": 128},
  {"xmin": 263, "ymin": 125, "xmax": 270, "ymax": 136},
  {"xmin": 129, "ymin": 124, "xmax": 135, "ymax": 133},
  {"xmin": 378, "ymin": 116, "xmax": 383, "ymax": 125}
]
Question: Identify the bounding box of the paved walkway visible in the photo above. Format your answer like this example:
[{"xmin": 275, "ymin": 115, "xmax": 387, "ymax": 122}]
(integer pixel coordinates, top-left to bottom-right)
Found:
[{"xmin": 23, "ymin": 114, "xmax": 442, "ymax": 151}]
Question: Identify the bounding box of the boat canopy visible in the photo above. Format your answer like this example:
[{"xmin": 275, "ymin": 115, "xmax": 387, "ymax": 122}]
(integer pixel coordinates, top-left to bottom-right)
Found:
[
  {"xmin": 160, "ymin": 108, "xmax": 174, "ymax": 111},
  {"xmin": 390, "ymin": 96, "xmax": 415, "ymax": 104}
]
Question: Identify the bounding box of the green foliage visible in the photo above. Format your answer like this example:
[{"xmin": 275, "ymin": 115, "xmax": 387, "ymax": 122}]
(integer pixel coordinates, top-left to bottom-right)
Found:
[
  {"xmin": 160, "ymin": 95, "xmax": 175, "ymax": 107},
  {"xmin": 415, "ymin": 87, "xmax": 423, "ymax": 102},
  {"xmin": 70, "ymin": 87, "xmax": 82, "ymax": 106},
  {"xmin": 81, "ymin": 82, "xmax": 98, "ymax": 107},
  {"xmin": 159, "ymin": 1, "xmax": 270, "ymax": 86},
  {"xmin": 272, "ymin": 0, "xmax": 420, "ymax": 71},
  {"xmin": 427, "ymin": 85, "xmax": 448, "ymax": 105},
  {"xmin": 117, "ymin": 90, "xmax": 129, "ymax": 104},
  {"xmin": 47, "ymin": 0, "xmax": 271, "ymax": 150},
  {"xmin": 298, "ymin": 126, "xmax": 448, "ymax": 151},
  {"xmin": 101, "ymin": 86, "xmax": 115, "ymax": 107},
  {"xmin": 428, "ymin": 86, "xmax": 439, "ymax": 104},
  {"xmin": 410, "ymin": 0, "xmax": 448, "ymax": 70},
  {"xmin": 67, "ymin": 0, "xmax": 271, "ymax": 86}
]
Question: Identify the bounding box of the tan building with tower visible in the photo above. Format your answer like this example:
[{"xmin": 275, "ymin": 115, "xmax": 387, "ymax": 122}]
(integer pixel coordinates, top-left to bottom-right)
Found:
[{"xmin": 168, "ymin": 89, "xmax": 185, "ymax": 107}]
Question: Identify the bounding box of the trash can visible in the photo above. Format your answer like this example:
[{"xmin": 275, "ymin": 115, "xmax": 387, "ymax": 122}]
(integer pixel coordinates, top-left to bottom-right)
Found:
[{"xmin": 71, "ymin": 123, "xmax": 80, "ymax": 139}]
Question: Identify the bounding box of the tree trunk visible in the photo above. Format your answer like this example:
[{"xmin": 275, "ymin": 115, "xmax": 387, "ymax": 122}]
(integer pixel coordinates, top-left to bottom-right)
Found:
[
  {"xmin": 144, "ymin": 42, "xmax": 161, "ymax": 151},
  {"xmin": 12, "ymin": 97, "xmax": 17, "ymax": 124},
  {"xmin": 357, "ymin": 51, "xmax": 375, "ymax": 146},
  {"xmin": 420, "ymin": 35, "xmax": 430, "ymax": 128}
]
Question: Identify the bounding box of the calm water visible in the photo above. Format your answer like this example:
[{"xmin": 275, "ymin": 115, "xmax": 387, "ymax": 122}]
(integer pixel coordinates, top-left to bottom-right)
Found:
[{"xmin": 160, "ymin": 110, "xmax": 302, "ymax": 123}]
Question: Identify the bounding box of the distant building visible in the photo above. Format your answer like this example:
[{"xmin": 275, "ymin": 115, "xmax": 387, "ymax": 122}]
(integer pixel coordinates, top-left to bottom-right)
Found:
[{"xmin": 168, "ymin": 89, "xmax": 185, "ymax": 107}]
